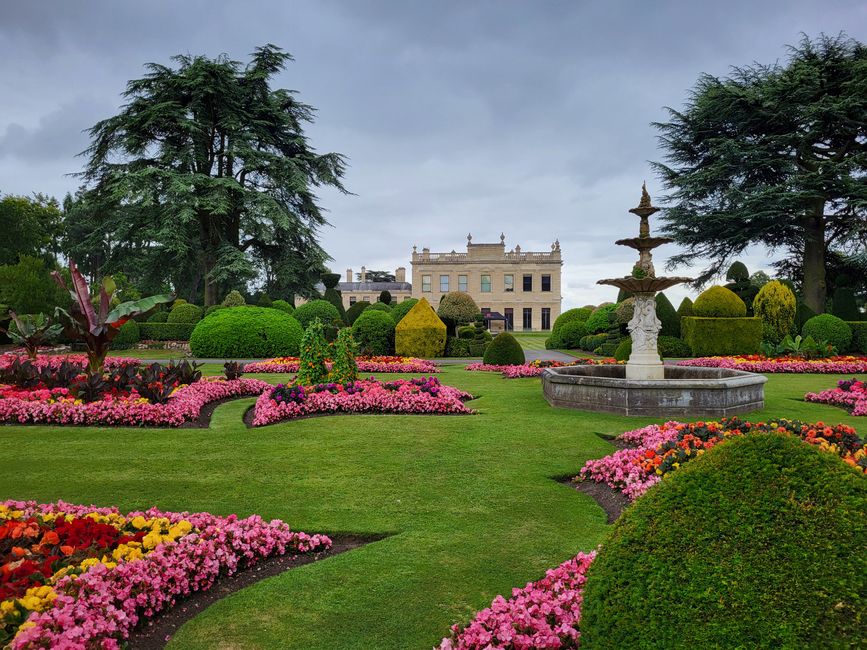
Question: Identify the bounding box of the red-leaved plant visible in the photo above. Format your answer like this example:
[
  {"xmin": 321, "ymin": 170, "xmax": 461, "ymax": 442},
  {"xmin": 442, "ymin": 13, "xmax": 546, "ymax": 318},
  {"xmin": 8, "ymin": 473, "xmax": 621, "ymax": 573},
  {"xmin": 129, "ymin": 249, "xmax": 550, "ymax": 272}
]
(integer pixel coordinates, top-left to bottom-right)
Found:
[{"xmin": 51, "ymin": 260, "xmax": 173, "ymax": 373}]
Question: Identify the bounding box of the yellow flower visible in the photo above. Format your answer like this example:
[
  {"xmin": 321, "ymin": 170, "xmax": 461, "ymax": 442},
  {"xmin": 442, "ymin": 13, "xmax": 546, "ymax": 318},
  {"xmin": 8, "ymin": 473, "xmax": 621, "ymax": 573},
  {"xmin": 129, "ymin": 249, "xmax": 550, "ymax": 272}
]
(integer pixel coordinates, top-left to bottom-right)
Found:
[{"xmin": 129, "ymin": 515, "xmax": 149, "ymax": 529}]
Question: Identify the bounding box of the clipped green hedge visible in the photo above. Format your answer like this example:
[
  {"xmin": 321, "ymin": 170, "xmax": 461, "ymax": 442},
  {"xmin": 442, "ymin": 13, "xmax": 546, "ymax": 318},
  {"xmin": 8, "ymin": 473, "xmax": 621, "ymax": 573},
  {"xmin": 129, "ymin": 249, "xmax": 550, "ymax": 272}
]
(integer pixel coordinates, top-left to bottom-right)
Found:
[
  {"xmin": 147, "ymin": 311, "xmax": 169, "ymax": 323},
  {"xmin": 344, "ymin": 301, "xmax": 371, "ymax": 326},
  {"xmin": 552, "ymin": 307, "xmax": 593, "ymax": 333},
  {"xmin": 655, "ymin": 292, "xmax": 680, "ymax": 337},
  {"xmin": 111, "ymin": 320, "xmax": 140, "ymax": 349},
  {"xmin": 390, "ymin": 298, "xmax": 418, "ymax": 324},
  {"xmin": 802, "ymin": 314, "xmax": 852, "ymax": 352},
  {"xmin": 612, "ymin": 336, "xmax": 690, "ymax": 362},
  {"xmin": 395, "ymin": 298, "xmax": 446, "ymax": 358},
  {"xmin": 189, "ymin": 306, "xmax": 302, "ymax": 357},
  {"xmin": 580, "ymin": 434, "xmax": 867, "ymax": 649},
  {"xmin": 579, "ymin": 333, "xmax": 608, "ymax": 351},
  {"xmin": 139, "ymin": 322, "xmax": 196, "ymax": 341},
  {"xmin": 558, "ymin": 320, "xmax": 588, "ymax": 349},
  {"xmin": 167, "ymin": 303, "xmax": 203, "ymax": 324},
  {"xmin": 681, "ymin": 316, "xmax": 762, "ymax": 356},
  {"xmin": 692, "ymin": 285, "xmax": 747, "ymax": 318},
  {"xmin": 482, "ymin": 332, "xmax": 525, "ymax": 365},
  {"xmin": 847, "ymin": 321, "xmax": 867, "ymax": 353},
  {"xmin": 295, "ymin": 299, "xmax": 341, "ymax": 329},
  {"xmin": 351, "ymin": 310, "xmax": 395, "ymax": 355}
]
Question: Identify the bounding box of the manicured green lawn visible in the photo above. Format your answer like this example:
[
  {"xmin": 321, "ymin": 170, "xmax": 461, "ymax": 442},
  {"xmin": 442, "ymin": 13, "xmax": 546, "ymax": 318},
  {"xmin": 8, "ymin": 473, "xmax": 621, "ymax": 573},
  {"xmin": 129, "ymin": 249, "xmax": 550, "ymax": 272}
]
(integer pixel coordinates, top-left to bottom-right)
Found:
[
  {"xmin": 0, "ymin": 366, "xmax": 862, "ymax": 649},
  {"xmin": 510, "ymin": 331, "xmax": 550, "ymax": 350}
]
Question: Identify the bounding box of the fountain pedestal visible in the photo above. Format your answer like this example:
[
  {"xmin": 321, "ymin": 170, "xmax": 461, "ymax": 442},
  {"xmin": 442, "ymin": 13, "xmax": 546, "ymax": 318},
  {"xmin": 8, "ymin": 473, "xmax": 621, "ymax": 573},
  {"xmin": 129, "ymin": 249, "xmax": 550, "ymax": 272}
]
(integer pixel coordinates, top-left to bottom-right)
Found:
[{"xmin": 626, "ymin": 292, "xmax": 664, "ymax": 380}]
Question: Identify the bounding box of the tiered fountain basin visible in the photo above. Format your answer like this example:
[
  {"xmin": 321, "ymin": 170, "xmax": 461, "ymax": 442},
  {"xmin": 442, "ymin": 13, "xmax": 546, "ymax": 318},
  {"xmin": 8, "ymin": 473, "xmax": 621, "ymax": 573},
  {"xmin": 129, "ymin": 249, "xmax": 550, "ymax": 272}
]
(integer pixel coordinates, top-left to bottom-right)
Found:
[{"xmin": 541, "ymin": 365, "xmax": 767, "ymax": 417}]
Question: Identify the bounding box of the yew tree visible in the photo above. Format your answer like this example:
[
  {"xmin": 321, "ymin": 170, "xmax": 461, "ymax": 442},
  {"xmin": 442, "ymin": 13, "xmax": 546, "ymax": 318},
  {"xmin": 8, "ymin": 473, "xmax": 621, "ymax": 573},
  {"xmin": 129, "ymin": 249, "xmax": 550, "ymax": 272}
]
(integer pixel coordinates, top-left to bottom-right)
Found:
[
  {"xmin": 81, "ymin": 45, "xmax": 348, "ymax": 305},
  {"xmin": 652, "ymin": 34, "xmax": 867, "ymax": 313}
]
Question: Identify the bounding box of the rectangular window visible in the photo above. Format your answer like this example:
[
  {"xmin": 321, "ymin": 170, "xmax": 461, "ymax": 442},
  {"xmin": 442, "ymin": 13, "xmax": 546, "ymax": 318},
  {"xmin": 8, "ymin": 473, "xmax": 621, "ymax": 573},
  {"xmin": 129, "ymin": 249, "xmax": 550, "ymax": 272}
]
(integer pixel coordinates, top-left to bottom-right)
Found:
[
  {"xmin": 440, "ymin": 275, "xmax": 449, "ymax": 292},
  {"xmin": 349, "ymin": 296, "xmax": 357, "ymax": 305},
  {"xmin": 541, "ymin": 308, "xmax": 551, "ymax": 330},
  {"xmin": 504, "ymin": 307, "xmax": 514, "ymax": 331},
  {"xmin": 523, "ymin": 274, "xmax": 532, "ymax": 291},
  {"xmin": 458, "ymin": 275, "xmax": 468, "ymax": 292},
  {"xmin": 504, "ymin": 274, "xmax": 514, "ymax": 292},
  {"xmin": 422, "ymin": 275, "xmax": 431, "ymax": 292},
  {"xmin": 541, "ymin": 275, "xmax": 551, "ymax": 292},
  {"xmin": 481, "ymin": 274, "xmax": 492, "ymax": 292},
  {"xmin": 523, "ymin": 307, "xmax": 532, "ymax": 330}
]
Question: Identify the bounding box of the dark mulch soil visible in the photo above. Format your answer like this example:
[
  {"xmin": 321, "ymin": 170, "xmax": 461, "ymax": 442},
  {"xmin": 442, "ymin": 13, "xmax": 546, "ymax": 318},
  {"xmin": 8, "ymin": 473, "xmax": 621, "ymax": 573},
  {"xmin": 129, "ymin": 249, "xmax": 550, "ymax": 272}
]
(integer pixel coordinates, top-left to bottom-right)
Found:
[
  {"xmin": 571, "ymin": 479, "xmax": 630, "ymax": 524},
  {"xmin": 243, "ymin": 404, "xmax": 478, "ymax": 429},
  {"xmin": 179, "ymin": 396, "xmax": 256, "ymax": 429},
  {"xmin": 128, "ymin": 534, "xmax": 383, "ymax": 650},
  {"xmin": 595, "ymin": 433, "xmax": 632, "ymax": 450}
]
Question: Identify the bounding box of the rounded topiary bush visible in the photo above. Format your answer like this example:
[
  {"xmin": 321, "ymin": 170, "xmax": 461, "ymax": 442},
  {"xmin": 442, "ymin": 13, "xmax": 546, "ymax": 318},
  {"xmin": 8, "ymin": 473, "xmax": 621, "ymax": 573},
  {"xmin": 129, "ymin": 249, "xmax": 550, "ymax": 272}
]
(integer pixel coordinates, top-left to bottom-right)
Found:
[
  {"xmin": 614, "ymin": 298, "xmax": 635, "ymax": 325},
  {"xmin": 580, "ymin": 433, "xmax": 867, "ymax": 649},
  {"xmin": 367, "ymin": 302, "xmax": 392, "ymax": 313},
  {"xmin": 585, "ymin": 304, "xmax": 618, "ymax": 333},
  {"xmin": 221, "ymin": 290, "xmax": 246, "ymax": 307},
  {"xmin": 294, "ymin": 299, "xmax": 341, "ymax": 330},
  {"xmin": 344, "ymin": 301, "xmax": 371, "ymax": 326},
  {"xmin": 271, "ymin": 299, "xmax": 294, "ymax": 315},
  {"xmin": 390, "ymin": 298, "xmax": 418, "ymax": 324},
  {"xmin": 692, "ymin": 285, "xmax": 747, "ymax": 317},
  {"xmin": 112, "ymin": 319, "xmax": 140, "ymax": 349},
  {"xmin": 351, "ymin": 310, "xmax": 395, "ymax": 355},
  {"xmin": 482, "ymin": 332, "xmax": 525, "ymax": 365},
  {"xmin": 553, "ymin": 307, "xmax": 593, "ymax": 332},
  {"xmin": 189, "ymin": 306, "xmax": 303, "ymax": 358},
  {"xmin": 204, "ymin": 304, "xmax": 224, "ymax": 318},
  {"xmin": 752, "ymin": 280, "xmax": 796, "ymax": 344},
  {"xmin": 613, "ymin": 336, "xmax": 632, "ymax": 361},
  {"xmin": 256, "ymin": 293, "xmax": 273, "ymax": 307},
  {"xmin": 558, "ymin": 319, "xmax": 588, "ymax": 349},
  {"xmin": 437, "ymin": 292, "xmax": 480, "ymax": 334},
  {"xmin": 802, "ymin": 313, "xmax": 853, "ymax": 351},
  {"xmin": 167, "ymin": 303, "xmax": 203, "ymax": 324},
  {"xmin": 147, "ymin": 311, "xmax": 169, "ymax": 323}
]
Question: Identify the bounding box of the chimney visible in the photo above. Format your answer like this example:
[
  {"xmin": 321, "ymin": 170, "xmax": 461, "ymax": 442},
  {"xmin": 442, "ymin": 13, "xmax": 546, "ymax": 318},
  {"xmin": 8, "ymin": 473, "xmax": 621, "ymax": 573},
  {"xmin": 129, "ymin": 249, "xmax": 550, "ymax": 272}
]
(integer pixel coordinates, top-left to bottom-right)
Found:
[
  {"xmin": 395, "ymin": 267, "xmax": 406, "ymax": 283},
  {"xmin": 360, "ymin": 266, "xmax": 367, "ymax": 282},
  {"xmin": 346, "ymin": 268, "xmax": 352, "ymax": 282}
]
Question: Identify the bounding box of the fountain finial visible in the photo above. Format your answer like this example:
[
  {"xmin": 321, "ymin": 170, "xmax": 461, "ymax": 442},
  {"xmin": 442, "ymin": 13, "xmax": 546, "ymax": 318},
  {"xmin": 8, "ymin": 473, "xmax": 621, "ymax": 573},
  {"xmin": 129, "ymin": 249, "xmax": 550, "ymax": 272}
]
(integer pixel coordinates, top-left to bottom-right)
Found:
[{"xmin": 638, "ymin": 181, "xmax": 651, "ymax": 208}]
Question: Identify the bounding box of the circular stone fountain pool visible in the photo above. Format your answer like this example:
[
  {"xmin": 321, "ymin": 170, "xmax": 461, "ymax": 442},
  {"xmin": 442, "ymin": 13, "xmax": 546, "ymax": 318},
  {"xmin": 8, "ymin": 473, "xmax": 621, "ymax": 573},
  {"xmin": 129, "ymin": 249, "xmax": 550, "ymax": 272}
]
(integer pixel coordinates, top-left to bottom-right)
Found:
[{"xmin": 541, "ymin": 365, "xmax": 767, "ymax": 417}]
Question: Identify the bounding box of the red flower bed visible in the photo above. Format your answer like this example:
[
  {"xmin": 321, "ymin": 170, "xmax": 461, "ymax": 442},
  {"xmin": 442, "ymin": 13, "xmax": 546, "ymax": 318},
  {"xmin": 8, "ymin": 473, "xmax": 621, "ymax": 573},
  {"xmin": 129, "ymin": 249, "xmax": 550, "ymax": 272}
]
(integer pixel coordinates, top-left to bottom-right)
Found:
[{"xmin": 244, "ymin": 355, "xmax": 439, "ymax": 373}]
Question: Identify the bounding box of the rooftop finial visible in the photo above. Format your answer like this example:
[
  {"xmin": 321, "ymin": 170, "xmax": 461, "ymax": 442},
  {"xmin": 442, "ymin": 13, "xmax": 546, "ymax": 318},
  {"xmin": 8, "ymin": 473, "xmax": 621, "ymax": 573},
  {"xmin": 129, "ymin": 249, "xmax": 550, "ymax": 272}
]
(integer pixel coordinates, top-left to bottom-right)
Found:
[
  {"xmin": 638, "ymin": 181, "xmax": 652, "ymax": 209},
  {"xmin": 500, "ymin": 232, "xmax": 505, "ymax": 244},
  {"xmin": 467, "ymin": 233, "xmax": 472, "ymax": 243}
]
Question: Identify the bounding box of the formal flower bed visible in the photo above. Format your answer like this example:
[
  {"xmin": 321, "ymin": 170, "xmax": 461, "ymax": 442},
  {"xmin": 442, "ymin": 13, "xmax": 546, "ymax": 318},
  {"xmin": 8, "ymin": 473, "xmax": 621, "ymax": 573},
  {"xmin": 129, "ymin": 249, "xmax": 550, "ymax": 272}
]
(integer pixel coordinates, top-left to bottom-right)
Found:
[
  {"xmin": 0, "ymin": 354, "xmax": 140, "ymax": 373},
  {"xmin": 678, "ymin": 354, "xmax": 867, "ymax": 374},
  {"xmin": 1, "ymin": 499, "xmax": 330, "ymax": 648},
  {"xmin": 806, "ymin": 378, "xmax": 867, "ymax": 416},
  {"xmin": 439, "ymin": 552, "xmax": 596, "ymax": 649},
  {"xmin": 466, "ymin": 358, "xmax": 619, "ymax": 378},
  {"xmin": 580, "ymin": 418, "xmax": 866, "ymax": 500},
  {"xmin": 244, "ymin": 355, "xmax": 439, "ymax": 374},
  {"xmin": 252, "ymin": 376, "xmax": 474, "ymax": 426},
  {"xmin": 0, "ymin": 377, "xmax": 270, "ymax": 427}
]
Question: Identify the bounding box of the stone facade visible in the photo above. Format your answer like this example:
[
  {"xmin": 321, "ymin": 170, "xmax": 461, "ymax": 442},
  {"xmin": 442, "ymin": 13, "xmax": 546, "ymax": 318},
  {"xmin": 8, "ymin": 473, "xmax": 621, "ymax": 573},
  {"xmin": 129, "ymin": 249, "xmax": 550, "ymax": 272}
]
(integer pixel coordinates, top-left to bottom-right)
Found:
[
  {"xmin": 410, "ymin": 234, "xmax": 562, "ymax": 331},
  {"xmin": 295, "ymin": 266, "xmax": 413, "ymax": 309}
]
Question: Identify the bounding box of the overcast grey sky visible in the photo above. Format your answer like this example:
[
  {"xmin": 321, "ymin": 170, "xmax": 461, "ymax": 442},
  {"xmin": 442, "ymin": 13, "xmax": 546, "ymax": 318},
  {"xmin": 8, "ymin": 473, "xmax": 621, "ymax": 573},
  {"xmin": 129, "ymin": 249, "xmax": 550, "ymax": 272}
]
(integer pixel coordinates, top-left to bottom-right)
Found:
[{"xmin": 1, "ymin": 1, "xmax": 865, "ymax": 307}]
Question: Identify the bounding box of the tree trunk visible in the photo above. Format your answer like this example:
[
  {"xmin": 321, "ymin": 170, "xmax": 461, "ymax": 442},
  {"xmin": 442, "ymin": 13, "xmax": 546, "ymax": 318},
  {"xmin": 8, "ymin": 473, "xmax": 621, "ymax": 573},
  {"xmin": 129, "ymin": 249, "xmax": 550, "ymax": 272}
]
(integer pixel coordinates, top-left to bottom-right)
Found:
[{"xmin": 801, "ymin": 201, "xmax": 827, "ymax": 314}]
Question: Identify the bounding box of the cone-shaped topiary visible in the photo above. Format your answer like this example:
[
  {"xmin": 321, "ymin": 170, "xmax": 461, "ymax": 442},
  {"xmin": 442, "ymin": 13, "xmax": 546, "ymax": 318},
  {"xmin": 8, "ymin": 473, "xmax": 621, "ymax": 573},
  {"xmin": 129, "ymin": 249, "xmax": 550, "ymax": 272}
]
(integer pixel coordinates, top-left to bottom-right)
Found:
[
  {"xmin": 189, "ymin": 306, "xmax": 302, "ymax": 358},
  {"xmin": 351, "ymin": 309, "xmax": 395, "ymax": 355},
  {"xmin": 345, "ymin": 300, "xmax": 371, "ymax": 325},
  {"xmin": 295, "ymin": 299, "xmax": 341, "ymax": 330},
  {"xmin": 390, "ymin": 298, "xmax": 418, "ymax": 324},
  {"xmin": 692, "ymin": 286, "xmax": 747, "ymax": 317},
  {"xmin": 482, "ymin": 332, "xmax": 525, "ymax": 365},
  {"xmin": 655, "ymin": 292, "xmax": 680, "ymax": 337},
  {"xmin": 395, "ymin": 296, "xmax": 446, "ymax": 358},
  {"xmin": 580, "ymin": 433, "xmax": 867, "ymax": 649},
  {"xmin": 379, "ymin": 290, "xmax": 392, "ymax": 305},
  {"xmin": 802, "ymin": 314, "xmax": 852, "ymax": 351},
  {"xmin": 323, "ymin": 288, "xmax": 346, "ymax": 321},
  {"xmin": 676, "ymin": 296, "xmax": 694, "ymax": 319},
  {"xmin": 752, "ymin": 280, "xmax": 796, "ymax": 344},
  {"xmin": 221, "ymin": 290, "xmax": 246, "ymax": 307}
]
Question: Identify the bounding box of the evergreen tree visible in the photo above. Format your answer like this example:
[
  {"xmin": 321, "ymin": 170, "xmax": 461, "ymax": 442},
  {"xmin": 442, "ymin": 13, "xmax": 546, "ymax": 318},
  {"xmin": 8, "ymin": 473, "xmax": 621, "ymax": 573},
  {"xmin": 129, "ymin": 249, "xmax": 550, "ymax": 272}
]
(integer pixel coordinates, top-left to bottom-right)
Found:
[{"xmin": 653, "ymin": 34, "xmax": 867, "ymax": 314}]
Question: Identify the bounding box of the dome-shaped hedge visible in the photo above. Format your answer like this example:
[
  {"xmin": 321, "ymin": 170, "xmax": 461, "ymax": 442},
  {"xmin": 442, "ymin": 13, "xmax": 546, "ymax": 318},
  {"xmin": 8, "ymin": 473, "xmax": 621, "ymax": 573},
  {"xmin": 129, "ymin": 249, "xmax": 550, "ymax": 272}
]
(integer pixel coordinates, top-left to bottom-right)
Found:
[
  {"xmin": 692, "ymin": 285, "xmax": 747, "ymax": 317},
  {"xmin": 147, "ymin": 311, "xmax": 169, "ymax": 323},
  {"xmin": 351, "ymin": 310, "xmax": 395, "ymax": 355},
  {"xmin": 189, "ymin": 306, "xmax": 303, "ymax": 358},
  {"xmin": 802, "ymin": 313, "xmax": 853, "ymax": 352},
  {"xmin": 167, "ymin": 303, "xmax": 203, "ymax": 324},
  {"xmin": 614, "ymin": 299, "xmax": 635, "ymax": 325},
  {"xmin": 558, "ymin": 320, "xmax": 588, "ymax": 349},
  {"xmin": 294, "ymin": 299, "xmax": 341, "ymax": 329},
  {"xmin": 553, "ymin": 307, "xmax": 593, "ymax": 332},
  {"xmin": 271, "ymin": 299, "xmax": 294, "ymax": 315},
  {"xmin": 221, "ymin": 290, "xmax": 246, "ymax": 307},
  {"xmin": 437, "ymin": 292, "xmax": 480, "ymax": 334},
  {"xmin": 585, "ymin": 304, "xmax": 618, "ymax": 333},
  {"xmin": 579, "ymin": 433, "xmax": 867, "ymax": 649},
  {"xmin": 390, "ymin": 298, "xmax": 418, "ymax": 324},
  {"xmin": 367, "ymin": 302, "xmax": 392, "ymax": 313},
  {"xmin": 482, "ymin": 332, "xmax": 525, "ymax": 365}
]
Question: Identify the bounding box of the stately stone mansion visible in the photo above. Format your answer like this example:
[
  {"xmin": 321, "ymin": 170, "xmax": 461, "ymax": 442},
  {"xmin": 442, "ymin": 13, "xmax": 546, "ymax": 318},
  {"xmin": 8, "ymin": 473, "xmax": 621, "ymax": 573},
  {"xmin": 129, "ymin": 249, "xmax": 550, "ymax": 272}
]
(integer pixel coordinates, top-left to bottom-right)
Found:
[{"xmin": 335, "ymin": 234, "xmax": 563, "ymax": 331}]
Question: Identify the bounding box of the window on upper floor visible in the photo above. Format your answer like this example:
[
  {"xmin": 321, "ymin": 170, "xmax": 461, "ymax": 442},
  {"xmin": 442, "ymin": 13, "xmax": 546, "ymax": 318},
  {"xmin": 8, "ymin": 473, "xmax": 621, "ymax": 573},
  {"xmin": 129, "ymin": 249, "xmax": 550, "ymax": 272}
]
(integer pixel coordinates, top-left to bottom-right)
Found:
[
  {"xmin": 422, "ymin": 275, "xmax": 431, "ymax": 292},
  {"xmin": 523, "ymin": 274, "xmax": 532, "ymax": 291},
  {"xmin": 458, "ymin": 275, "xmax": 468, "ymax": 292},
  {"xmin": 481, "ymin": 274, "xmax": 492, "ymax": 292},
  {"xmin": 542, "ymin": 275, "xmax": 551, "ymax": 292},
  {"xmin": 504, "ymin": 274, "xmax": 514, "ymax": 292},
  {"xmin": 349, "ymin": 296, "xmax": 357, "ymax": 305},
  {"xmin": 440, "ymin": 275, "xmax": 449, "ymax": 292}
]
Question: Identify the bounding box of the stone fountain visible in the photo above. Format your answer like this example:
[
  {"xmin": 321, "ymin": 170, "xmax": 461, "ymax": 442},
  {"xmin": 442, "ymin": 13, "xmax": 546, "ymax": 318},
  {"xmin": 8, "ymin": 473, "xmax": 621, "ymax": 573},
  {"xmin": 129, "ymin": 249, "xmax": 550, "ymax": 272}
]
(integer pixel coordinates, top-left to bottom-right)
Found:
[{"xmin": 541, "ymin": 185, "xmax": 767, "ymax": 417}]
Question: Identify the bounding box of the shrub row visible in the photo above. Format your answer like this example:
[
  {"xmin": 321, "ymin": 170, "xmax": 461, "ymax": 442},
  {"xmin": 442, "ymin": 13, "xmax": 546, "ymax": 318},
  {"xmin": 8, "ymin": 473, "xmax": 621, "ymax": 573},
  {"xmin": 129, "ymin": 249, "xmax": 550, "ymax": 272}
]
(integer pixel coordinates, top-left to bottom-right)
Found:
[
  {"xmin": 139, "ymin": 323, "xmax": 197, "ymax": 341},
  {"xmin": 681, "ymin": 317, "xmax": 762, "ymax": 356}
]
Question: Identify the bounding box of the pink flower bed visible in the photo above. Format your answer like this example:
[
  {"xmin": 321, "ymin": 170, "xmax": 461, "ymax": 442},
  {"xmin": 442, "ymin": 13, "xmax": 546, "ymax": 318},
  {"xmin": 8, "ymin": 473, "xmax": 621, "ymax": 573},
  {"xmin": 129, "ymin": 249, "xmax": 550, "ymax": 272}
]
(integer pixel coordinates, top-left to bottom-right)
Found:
[
  {"xmin": 0, "ymin": 354, "xmax": 140, "ymax": 372},
  {"xmin": 4, "ymin": 499, "xmax": 330, "ymax": 649},
  {"xmin": 252, "ymin": 377, "xmax": 475, "ymax": 426},
  {"xmin": 439, "ymin": 552, "xmax": 596, "ymax": 649},
  {"xmin": 466, "ymin": 359, "xmax": 619, "ymax": 378},
  {"xmin": 806, "ymin": 378, "xmax": 867, "ymax": 416},
  {"xmin": 0, "ymin": 378, "xmax": 270, "ymax": 427},
  {"xmin": 678, "ymin": 355, "xmax": 867, "ymax": 374},
  {"xmin": 244, "ymin": 355, "xmax": 439, "ymax": 374}
]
